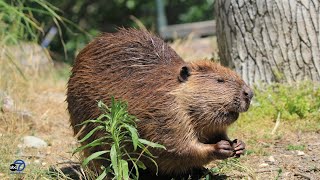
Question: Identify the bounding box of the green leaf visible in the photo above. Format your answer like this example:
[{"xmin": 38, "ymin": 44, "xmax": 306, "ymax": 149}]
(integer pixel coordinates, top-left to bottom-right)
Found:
[
  {"xmin": 124, "ymin": 124, "xmax": 139, "ymax": 151},
  {"xmin": 77, "ymin": 119, "xmax": 104, "ymax": 126},
  {"xmin": 96, "ymin": 114, "xmax": 108, "ymax": 121},
  {"xmin": 82, "ymin": 150, "xmax": 109, "ymax": 166},
  {"xmin": 136, "ymin": 160, "xmax": 146, "ymax": 170},
  {"xmin": 98, "ymin": 100, "xmax": 109, "ymax": 110},
  {"xmin": 110, "ymin": 144, "xmax": 118, "ymax": 177},
  {"xmin": 205, "ymin": 173, "xmax": 212, "ymax": 180},
  {"xmin": 73, "ymin": 137, "xmax": 107, "ymax": 154},
  {"xmin": 139, "ymin": 139, "xmax": 166, "ymax": 150},
  {"xmin": 144, "ymin": 155, "xmax": 160, "ymax": 175},
  {"xmin": 101, "ymin": 113, "xmax": 111, "ymax": 120},
  {"xmin": 127, "ymin": 157, "xmax": 139, "ymax": 179},
  {"xmin": 121, "ymin": 160, "xmax": 129, "ymax": 180},
  {"xmin": 137, "ymin": 144, "xmax": 154, "ymax": 157},
  {"xmin": 78, "ymin": 125, "xmax": 104, "ymax": 143},
  {"xmin": 96, "ymin": 169, "xmax": 107, "ymax": 180}
]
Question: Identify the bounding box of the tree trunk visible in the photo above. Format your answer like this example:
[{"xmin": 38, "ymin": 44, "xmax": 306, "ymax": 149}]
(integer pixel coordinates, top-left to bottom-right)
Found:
[{"xmin": 215, "ymin": 0, "xmax": 320, "ymax": 85}]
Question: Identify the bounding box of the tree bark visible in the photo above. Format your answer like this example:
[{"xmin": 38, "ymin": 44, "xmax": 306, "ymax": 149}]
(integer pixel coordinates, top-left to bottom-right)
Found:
[{"xmin": 215, "ymin": 0, "xmax": 320, "ymax": 85}]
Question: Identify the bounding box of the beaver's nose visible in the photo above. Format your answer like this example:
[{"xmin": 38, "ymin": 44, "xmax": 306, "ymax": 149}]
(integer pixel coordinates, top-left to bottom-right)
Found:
[{"xmin": 242, "ymin": 85, "xmax": 254, "ymax": 100}]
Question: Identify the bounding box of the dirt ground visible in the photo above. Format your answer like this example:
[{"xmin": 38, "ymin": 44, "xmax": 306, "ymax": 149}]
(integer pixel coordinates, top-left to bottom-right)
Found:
[{"xmin": 234, "ymin": 132, "xmax": 320, "ymax": 179}]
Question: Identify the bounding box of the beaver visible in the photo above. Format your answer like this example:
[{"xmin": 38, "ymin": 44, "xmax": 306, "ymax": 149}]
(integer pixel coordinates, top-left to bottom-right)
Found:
[{"xmin": 67, "ymin": 28, "xmax": 253, "ymax": 176}]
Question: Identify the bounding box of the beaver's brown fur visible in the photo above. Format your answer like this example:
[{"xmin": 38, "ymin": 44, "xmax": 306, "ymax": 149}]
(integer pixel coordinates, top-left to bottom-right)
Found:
[{"xmin": 67, "ymin": 29, "xmax": 253, "ymax": 176}]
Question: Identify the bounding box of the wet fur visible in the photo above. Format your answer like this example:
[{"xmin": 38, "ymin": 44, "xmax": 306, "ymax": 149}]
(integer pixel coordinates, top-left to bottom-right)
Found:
[{"xmin": 67, "ymin": 29, "xmax": 251, "ymax": 175}]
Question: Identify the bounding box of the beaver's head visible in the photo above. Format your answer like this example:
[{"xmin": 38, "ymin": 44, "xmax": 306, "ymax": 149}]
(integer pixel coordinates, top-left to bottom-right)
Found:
[{"xmin": 171, "ymin": 60, "xmax": 253, "ymax": 138}]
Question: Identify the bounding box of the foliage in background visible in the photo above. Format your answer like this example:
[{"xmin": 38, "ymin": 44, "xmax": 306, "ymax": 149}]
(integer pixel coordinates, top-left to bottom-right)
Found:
[
  {"xmin": 74, "ymin": 98, "xmax": 165, "ymax": 180},
  {"xmin": 1, "ymin": 0, "xmax": 215, "ymax": 62},
  {"xmin": 0, "ymin": 0, "xmax": 63, "ymax": 45},
  {"xmin": 166, "ymin": 0, "xmax": 214, "ymax": 24},
  {"xmin": 256, "ymin": 82, "xmax": 320, "ymax": 120},
  {"xmin": 241, "ymin": 82, "xmax": 320, "ymax": 123},
  {"xmin": 38, "ymin": 0, "xmax": 215, "ymax": 63}
]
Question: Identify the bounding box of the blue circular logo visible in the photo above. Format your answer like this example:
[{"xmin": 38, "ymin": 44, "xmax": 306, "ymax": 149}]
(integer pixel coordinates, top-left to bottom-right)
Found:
[{"xmin": 13, "ymin": 160, "xmax": 26, "ymax": 172}]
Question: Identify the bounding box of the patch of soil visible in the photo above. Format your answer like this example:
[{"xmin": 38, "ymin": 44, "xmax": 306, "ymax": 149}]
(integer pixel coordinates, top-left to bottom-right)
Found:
[{"xmin": 229, "ymin": 132, "xmax": 320, "ymax": 179}]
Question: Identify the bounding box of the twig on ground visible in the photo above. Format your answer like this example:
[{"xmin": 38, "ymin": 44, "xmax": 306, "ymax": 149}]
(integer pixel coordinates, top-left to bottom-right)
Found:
[
  {"xmin": 294, "ymin": 172, "xmax": 311, "ymax": 180},
  {"xmin": 255, "ymin": 168, "xmax": 279, "ymax": 173},
  {"xmin": 271, "ymin": 112, "xmax": 281, "ymax": 135}
]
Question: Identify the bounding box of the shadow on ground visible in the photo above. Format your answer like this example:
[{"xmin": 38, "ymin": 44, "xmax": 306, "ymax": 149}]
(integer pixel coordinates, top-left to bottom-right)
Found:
[
  {"xmin": 49, "ymin": 164, "xmax": 228, "ymax": 180},
  {"xmin": 48, "ymin": 163, "xmax": 86, "ymax": 180}
]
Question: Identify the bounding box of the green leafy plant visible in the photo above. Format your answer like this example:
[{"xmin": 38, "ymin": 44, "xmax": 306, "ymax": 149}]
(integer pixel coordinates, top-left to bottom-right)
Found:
[{"xmin": 74, "ymin": 98, "xmax": 166, "ymax": 180}]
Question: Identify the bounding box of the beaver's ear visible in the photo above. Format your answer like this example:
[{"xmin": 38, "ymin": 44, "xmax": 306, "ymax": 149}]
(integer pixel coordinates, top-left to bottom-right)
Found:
[{"xmin": 178, "ymin": 66, "xmax": 190, "ymax": 82}]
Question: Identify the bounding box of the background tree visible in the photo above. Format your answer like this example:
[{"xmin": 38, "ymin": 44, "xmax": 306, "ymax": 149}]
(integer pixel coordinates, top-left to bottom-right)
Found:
[{"xmin": 215, "ymin": 0, "xmax": 320, "ymax": 85}]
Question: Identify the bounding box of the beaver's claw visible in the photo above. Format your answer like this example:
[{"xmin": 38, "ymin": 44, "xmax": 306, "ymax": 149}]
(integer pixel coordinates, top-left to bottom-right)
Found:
[
  {"xmin": 232, "ymin": 139, "xmax": 246, "ymax": 157},
  {"xmin": 213, "ymin": 140, "xmax": 235, "ymax": 159}
]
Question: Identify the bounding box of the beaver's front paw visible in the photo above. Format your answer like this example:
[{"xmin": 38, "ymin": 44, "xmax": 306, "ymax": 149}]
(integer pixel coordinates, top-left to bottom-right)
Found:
[
  {"xmin": 212, "ymin": 140, "xmax": 235, "ymax": 159},
  {"xmin": 232, "ymin": 139, "xmax": 245, "ymax": 157}
]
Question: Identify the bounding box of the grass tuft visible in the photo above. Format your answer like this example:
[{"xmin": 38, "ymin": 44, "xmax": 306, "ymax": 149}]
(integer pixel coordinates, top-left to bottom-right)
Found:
[{"xmin": 286, "ymin": 144, "xmax": 305, "ymax": 151}]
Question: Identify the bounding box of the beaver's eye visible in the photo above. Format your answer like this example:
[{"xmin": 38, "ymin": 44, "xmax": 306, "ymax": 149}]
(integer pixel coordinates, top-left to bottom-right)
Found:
[{"xmin": 217, "ymin": 78, "xmax": 225, "ymax": 83}]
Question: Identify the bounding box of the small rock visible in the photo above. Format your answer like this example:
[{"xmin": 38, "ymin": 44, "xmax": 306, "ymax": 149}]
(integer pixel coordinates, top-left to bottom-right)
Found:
[
  {"xmin": 266, "ymin": 156, "xmax": 276, "ymax": 165},
  {"xmin": 259, "ymin": 163, "xmax": 269, "ymax": 168},
  {"xmin": 1, "ymin": 93, "xmax": 14, "ymax": 112},
  {"xmin": 268, "ymin": 156, "xmax": 276, "ymax": 163},
  {"xmin": 41, "ymin": 162, "xmax": 47, "ymax": 166},
  {"xmin": 297, "ymin": 150, "xmax": 305, "ymax": 156},
  {"xmin": 283, "ymin": 172, "xmax": 291, "ymax": 177},
  {"xmin": 34, "ymin": 159, "xmax": 41, "ymax": 164},
  {"xmin": 21, "ymin": 136, "xmax": 48, "ymax": 148}
]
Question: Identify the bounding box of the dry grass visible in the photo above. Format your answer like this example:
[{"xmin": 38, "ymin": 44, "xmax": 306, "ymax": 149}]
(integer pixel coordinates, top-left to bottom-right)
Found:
[
  {"xmin": 0, "ymin": 48, "xmax": 77, "ymax": 179},
  {"xmin": 170, "ymin": 35, "xmax": 219, "ymax": 62}
]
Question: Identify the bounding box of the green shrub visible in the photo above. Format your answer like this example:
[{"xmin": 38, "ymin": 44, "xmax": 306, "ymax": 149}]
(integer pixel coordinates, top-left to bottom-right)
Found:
[
  {"xmin": 74, "ymin": 98, "xmax": 165, "ymax": 180},
  {"xmin": 242, "ymin": 82, "xmax": 320, "ymax": 122}
]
